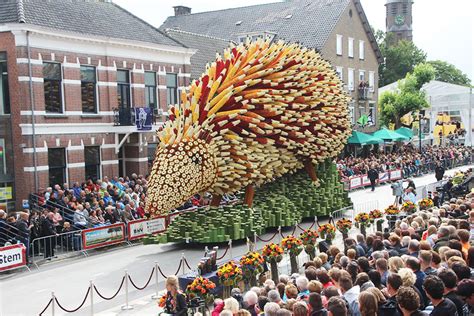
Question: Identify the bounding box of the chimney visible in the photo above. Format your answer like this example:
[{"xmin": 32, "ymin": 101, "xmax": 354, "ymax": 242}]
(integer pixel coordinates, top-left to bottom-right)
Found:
[{"xmin": 173, "ymin": 6, "xmax": 192, "ymax": 16}]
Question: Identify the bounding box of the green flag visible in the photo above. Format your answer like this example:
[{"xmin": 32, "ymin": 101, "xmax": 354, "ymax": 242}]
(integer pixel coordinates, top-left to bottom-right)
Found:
[{"xmin": 357, "ymin": 115, "xmax": 368, "ymax": 127}]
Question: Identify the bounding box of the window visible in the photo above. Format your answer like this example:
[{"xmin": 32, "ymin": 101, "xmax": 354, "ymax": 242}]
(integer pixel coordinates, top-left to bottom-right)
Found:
[
  {"xmin": 84, "ymin": 146, "xmax": 100, "ymax": 181},
  {"xmin": 369, "ymin": 71, "xmax": 375, "ymax": 92},
  {"xmin": 368, "ymin": 103, "xmax": 376, "ymax": 126},
  {"xmin": 402, "ymin": 3, "xmax": 408, "ymax": 14},
  {"xmin": 348, "ymin": 38, "xmax": 354, "ymax": 58},
  {"xmin": 336, "ymin": 66, "xmax": 343, "ymax": 81},
  {"xmin": 145, "ymin": 71, "xmax": 157, "ymax": 110},
  {"xmin": 43, "ymin": 62, "xmax": 62, "ymax": 113},
  {"xmin": 80, "ymin": 66, "xmax": 97, "ymax": 113},
  {"xmin": 390, "ymin": 4, "xmax": 397, "ymax": 15},
  {"xmin": 359, "ymin": 40, "xmax": 365, "ymax": 60},
  {"xmin": 349, "ymin": 102, "xmax": 355, "ymax": 124},
  {"xmin": 166, "ymin": 73, "xmax": 178, "ymax": 105},
  {"xmin": 0, "ymin": 52, "xmax": 10, "ymax": 115},
  {"xmin": 348, "ymin": 68, "xmax": 354, "ymax": 91},
  {"xmin": 336, "ymin": 34, "xmax": 343, "ymax": 56},
  {"xmin": 359, "ymin": 70, "xmax": 366, "ymax": 83},
  {"xmin": 117, "ymin": 69, "xmax": 130, "ymax": 109},
  {"xmin": 148, "ymin": 143, "xmax": 157, "ymax": 170},
  {"xmin": 48, "ymin": 148, "xmax": 66, "ymax": 186}
]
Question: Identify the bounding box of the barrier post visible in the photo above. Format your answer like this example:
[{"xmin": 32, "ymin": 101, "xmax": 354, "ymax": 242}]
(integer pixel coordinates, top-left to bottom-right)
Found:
[
  {"xmin": 253, "ymin": 231, "xmax": 257, "ymax": 246},
  {"xmin": 89, "ymin": 280, "xmax": 94, "ymax": 316},
  {"xmin": 151, "ymin": 261, "xmax": 160, "ymax": 299},
  {"xmin": 51, "ymin": 292, "xmax": 55, "ymax": 316},
  {"xmin": 278, "ymin": 226, "xmax": 282, "ymax": 243},
  {"xmin": 246, "ymin": 237, "xmax": 250, "ymax": 252},
  {"xmin": 121, "ymin": 270, "xmax": 133, "ymax": 310},
  {"xmin": 181, "ymin": 253, "xmax": 186, "ymax": 275},
  {"xmin": 228, "ymin": 239, "xmax": 233, "ymax": 260}
]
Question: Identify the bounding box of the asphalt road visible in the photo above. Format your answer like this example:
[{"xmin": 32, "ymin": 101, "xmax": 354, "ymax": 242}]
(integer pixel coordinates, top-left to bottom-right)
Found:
[{"xmin": 0, "ymin": 164, "xmax": 471, "ymax": 316}]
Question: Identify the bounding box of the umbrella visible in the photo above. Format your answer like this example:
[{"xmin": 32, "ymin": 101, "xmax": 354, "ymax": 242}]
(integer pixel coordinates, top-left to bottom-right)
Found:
[
  {"xmin": 373, "ymin": 128, "xmax": 409, "ymax": 142},
  {"xmin": 347, "ymin": 131, "xmax": 383, "ymax": 145},
  {"xmin": 395, "ymin": 127, "xmax": 414, "ymax": 139}
]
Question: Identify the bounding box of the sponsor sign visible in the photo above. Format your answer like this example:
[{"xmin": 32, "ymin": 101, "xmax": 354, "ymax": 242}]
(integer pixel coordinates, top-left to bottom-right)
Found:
[
  {"xmin": 349, "ymin": 176, "xmax": 362, "ymax": 189},
  {"xmin": 361, "ymin": 175, "xmax": 372, "ymax": 186},
  {"xmin": 0, "ymin": 244, "xmax": 26, "ymax": 272},
  {"xmin": 128, "ymin": 217, "xmax": 167, "ymax": 240},
  {"xmin": 0, "ymin": 187, "xmax": 12, "ymax": 200},
  {"xmin": 390, "ymin": 169, "xmax": 402, "ymax": 180},
  {"xmin": 378, "ymin": 172, "xmax": 390, "ymax": 183},
  {"xmin": 82, "ymin": 223, "xmax": 125, "ymax": 250}
]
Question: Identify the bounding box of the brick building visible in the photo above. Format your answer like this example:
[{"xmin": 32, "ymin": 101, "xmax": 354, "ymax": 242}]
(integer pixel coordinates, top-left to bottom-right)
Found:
[
  {"xmin": 160, "ymin": 0, "xmax": 383, "ymax": 131},
  {"xmin": 0, "ymin": 0, "xmax": 196, "ymax": 208}
]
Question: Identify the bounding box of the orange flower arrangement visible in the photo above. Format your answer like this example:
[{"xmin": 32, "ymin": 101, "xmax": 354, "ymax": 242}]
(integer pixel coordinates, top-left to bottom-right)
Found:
[
  {"xmin": 240, "ymin": 252, "xmax": 264, "ymax": 278},
  {"xmin": 262, "ymin": 243, "xmax": 284, "ymax": 260},
  {"xmin": 369, "ymin": 209, "xmax": 383, "ymax": 220},
  {"xmin": 217, "ymin": 261, "xmax": 242, "ymax": 286},
  {"xmin": 281, "ymin": 235, "xmax": 303, "ymax": 256},
  {"xmin": 158, "ymin": 293, "xmax": 167, "ymax": 308},
  {"xmin": 186, "ymin": 276, "xmax": 216, "ymax": 299},
  {"xmin": 318, "ymin": 223, "xmax": 336, "ymax": 240},
  {"xmin": 336, "ymin": 218, "xmax": 352, "ymax": 234},
  {"xmin": 384, "ymin": 205, "xmax": 400, "ymax": 215},
  {"xmin": 299, "ymin": 229, "xmax": 319, "ymax": 246}
]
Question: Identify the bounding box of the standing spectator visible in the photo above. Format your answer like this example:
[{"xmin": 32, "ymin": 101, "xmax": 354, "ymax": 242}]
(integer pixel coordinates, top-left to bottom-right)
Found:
[
  {"xmin": 422, "ymin": 275, "xmax": 458, "ymax": 316},
  {"xmin": 358, "ymin": 291, "xmax": 378, "ymax": 316},
  {"xmin": 327, "ymin": 297, "xmax": 347, "ymax": 316},
  {"xmin": 16, "ymin": 212, "xmax": 32, "ymax": 261},
  {"xmin": 41, "ymin": 212, "xmax": 58, "ymax": 259},
  {"xmin": 435, "ymin": 163, "xmax": 445, "ymax": 181},
  {"xmin": 437, "ymin": 269, "xmax": 465, "ymax": 316},
  {"xmin": 339, "ymin": 274, "xmax": 361, "ymax": 316},
  {"xmin": 243, "ymin": 291, "xmax": 258, "ymax": 316},
  {"xmin": 456, "ymin": 279, "xmax": 474, "ymax": 316},
  {"xmin": 367, "ymin": 165, "xmax": 379, "ymax": 192}
]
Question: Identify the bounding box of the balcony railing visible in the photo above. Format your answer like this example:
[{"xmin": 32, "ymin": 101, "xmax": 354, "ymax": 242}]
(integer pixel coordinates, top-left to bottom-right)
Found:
[
  {"xmin": 358, "ymin": 86, "xmax": 374, "ymax": 100},
  {"xmin": 113, "ymin": 107, "xmax": 163, "ymax": 128}
]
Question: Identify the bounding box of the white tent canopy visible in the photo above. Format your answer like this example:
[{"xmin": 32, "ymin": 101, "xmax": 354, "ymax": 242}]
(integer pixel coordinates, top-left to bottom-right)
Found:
[{"xmin": 379, "ymin": 80, "xmax": 474, "ymax": 145}]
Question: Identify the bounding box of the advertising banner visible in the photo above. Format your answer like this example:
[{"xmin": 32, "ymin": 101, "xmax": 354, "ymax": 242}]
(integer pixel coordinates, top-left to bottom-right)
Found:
[
  {"xmin": 0, "ymin": 244, "xmax": 26, "ymax": 272},
  {"xmin": 361, "ymin": 175, "xmax": 371, "ymax": 186},
  {"xmin": 128, "ymin": 217, "xmax": 167, "ymax": 241},
  {"xmin": 82, "ymin": 223, "xmax": 125, "ymax": 250},
  {"xmin": 349, "ymin": 176, "xmax": 362, "ymax": 189},
  {"xmin": 390, "ymin": 169, "xmax": 403, "ymax": 180},
  {"xmin": 378, "ymin": 172, "xmax": 390, "ymax": 183}
]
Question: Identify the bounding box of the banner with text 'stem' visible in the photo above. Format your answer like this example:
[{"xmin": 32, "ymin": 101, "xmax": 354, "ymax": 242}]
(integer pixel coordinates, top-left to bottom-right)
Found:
[
  {"xmin": 128, "ymin": 217, "xmax": 167, "ymax": 240},
  {"xmin": 0, "ymin": 244, "xmax": 26, "ymax": 272},
  {"xmin": 82, "ymin": 223, "xmax": 125, "ymax": 250}
]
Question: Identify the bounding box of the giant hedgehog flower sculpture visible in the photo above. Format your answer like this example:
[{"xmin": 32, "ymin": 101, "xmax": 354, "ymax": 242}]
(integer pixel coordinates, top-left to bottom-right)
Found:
[{"xmin": 146, "ymin": 39, "xmax": 351, "ymax": 216}]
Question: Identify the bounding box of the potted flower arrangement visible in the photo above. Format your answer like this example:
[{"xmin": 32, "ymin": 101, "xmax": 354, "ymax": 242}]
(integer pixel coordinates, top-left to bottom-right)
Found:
[
  {"xmin": 369, "ymin": 209, "xmax": 384, "ymax": 232},
  {"xmin": 354, "ymin": 212, "xmax": 371, "ymax": 237},
  {"xmin": 401, "ymin": 201, "xmax": 417, "ymax": 214},
  {"xmin": 384, "ymin": 205, "xmax": 400, "ymax": 230},
  {"xmin": 157, "ymin": 293, "xmax": 167, "ymax": 309},
  {"xmin": 318, "ymin": 223, "xmax": 336, "ymax": 243},
  {"xmin": 336, "ymin": 218, "xmax": 352, "ymax": 240},
  {"xmin": 262, "ymin": 243, "xmax": 284, "ymax": 283},
  {"xmin": 418, "ymin": 198, "xmax": 434, "ymax": 210},
  {"xmin": 299, "ymin": 229, "xmax": 319, "ymax": 260},
  {"xmin": 240, "ymin": 252, "xmax": 264, "ymax": 288},
  {"xmin": 217, "ymin": 261, "xmax": 242, "ymax": 298},
  {"xmin": 186, "ymin": 276, "xmax": 216, "ymax": 304},
  {"xmin": 281, "ymin": 235, "xmax": 303, "ymax": 274}
]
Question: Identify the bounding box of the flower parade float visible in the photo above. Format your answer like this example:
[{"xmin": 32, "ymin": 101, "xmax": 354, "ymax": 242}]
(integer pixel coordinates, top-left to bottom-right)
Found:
[
  {"xmin": 354, "ymin": 212, "xmax": 371, "ymax": 237},
  {"xmin": 299, "ymin": 229, "xmax": 319, "ymax": 260},
  {"xmin": 262, "ymin": 243, "xmax": 284, "ymax": 283},
  {"xmin": 143, "ymin": 38, "xmax": 352, "ymax": 244}
]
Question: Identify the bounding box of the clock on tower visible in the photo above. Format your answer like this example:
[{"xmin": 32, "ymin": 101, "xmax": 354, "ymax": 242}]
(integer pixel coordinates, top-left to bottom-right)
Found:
[
  {"xmin": 395, "ymin": 14, "xmax": 405, "ymax": 25},
  {"xmin": 385, "ymin": 0, "xmax": 414, "ymax": 43}
]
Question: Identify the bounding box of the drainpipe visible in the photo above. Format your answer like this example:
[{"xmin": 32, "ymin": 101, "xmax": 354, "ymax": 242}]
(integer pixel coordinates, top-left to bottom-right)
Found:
[{"xmin": 26, "ymin": 30, "xmax": 39, "ymax": 193}]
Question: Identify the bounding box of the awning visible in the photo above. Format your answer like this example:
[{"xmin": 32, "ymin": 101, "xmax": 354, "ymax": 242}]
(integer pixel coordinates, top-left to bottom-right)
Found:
[
  {"xmin": 373, "ymin": 128, "xmax": 410, "ymax": 142},
  {"xmin": 395, "ymin": 127, "xmax": 414, "ymax": 139},
  {"xmin": 347, "ymin": 131, "xmax": 383, "ymax": 145}
]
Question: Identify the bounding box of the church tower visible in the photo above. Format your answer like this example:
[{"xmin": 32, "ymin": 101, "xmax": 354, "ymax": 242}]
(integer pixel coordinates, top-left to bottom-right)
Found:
[{"xmin": 385, "ymin": 0, "xmax": 413, "ymax": 43}]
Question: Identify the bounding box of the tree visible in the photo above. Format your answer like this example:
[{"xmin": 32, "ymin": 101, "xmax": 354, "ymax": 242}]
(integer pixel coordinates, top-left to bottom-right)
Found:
[
  {"xmin": 427, "ymin": 60, "xmax": 471, "ymax": 86},
  {"xmin": 375, "ymin": 30, "xmax": 427, "ymax": 87},
  {"xmin": 379, "ymin": 63, "xmax": 435, "ymax": 128}
]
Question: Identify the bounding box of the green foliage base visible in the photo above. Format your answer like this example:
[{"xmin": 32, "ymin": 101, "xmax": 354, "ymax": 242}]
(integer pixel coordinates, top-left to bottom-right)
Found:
[{"xmin": 143, "ymin": 161, "xmax": 352, "ymax": 244}]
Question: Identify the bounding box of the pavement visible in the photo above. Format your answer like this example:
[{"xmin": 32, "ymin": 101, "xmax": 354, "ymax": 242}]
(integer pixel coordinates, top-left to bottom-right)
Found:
[{"xmin": 0, "ymin": 164, "xmax": 472, "ymax": 316}]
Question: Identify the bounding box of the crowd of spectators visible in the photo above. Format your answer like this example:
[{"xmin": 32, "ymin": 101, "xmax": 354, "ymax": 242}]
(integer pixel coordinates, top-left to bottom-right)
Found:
[
  {"xmin": 163, "ymin": 190, "xmax": 474, "ymax": 316},
  {"xmin": 337, "ymin": 145, "xmax": 473, "ymax": 179}
]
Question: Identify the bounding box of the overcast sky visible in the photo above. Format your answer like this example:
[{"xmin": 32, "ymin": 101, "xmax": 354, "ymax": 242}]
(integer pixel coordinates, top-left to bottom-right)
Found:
[{"xmin": 114, "ymin": 0, "xmax": 473, "ymax": 81}]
